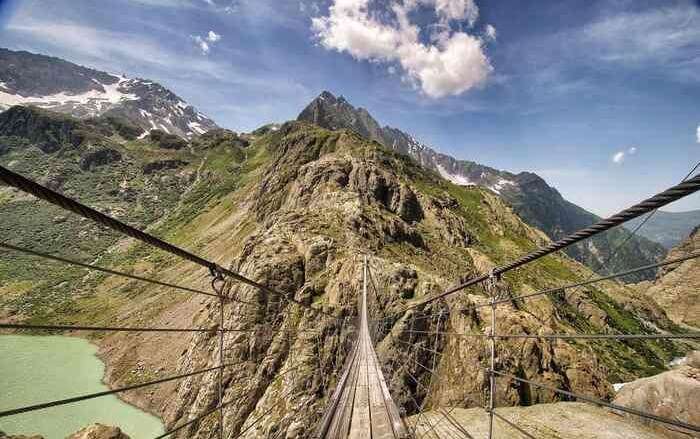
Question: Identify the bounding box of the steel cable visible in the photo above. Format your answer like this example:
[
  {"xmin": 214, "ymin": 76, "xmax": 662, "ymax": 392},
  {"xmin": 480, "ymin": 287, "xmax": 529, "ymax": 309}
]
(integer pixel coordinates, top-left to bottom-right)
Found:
[
  {"xmin": 0, "ymin": 242, "xmax": 218, "ymax": 298},
  {"xmin": 0, "ymin": 364, "xmax": 235, "ymax": 418},
  {"xmin": 0, "ymin": 166, "xmax": 334, "ymax": 318},
  {"xmin": 402, "ymin": 174, "xmax": 700, "ymax": 311}
]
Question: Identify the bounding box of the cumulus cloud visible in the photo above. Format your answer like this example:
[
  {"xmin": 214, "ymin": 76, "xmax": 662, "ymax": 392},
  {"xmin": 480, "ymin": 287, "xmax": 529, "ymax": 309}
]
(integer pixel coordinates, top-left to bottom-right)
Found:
[
  {"xmin": 311, "ymin": 0, "xmax": 493, "ymax": 98},
  {"xmin": 612, "ymin": 146, "xmax": 638, "ymax": 164},
  {"xmin": 192, "ymin": 30, "xmax": 222, "ymax": 54}
]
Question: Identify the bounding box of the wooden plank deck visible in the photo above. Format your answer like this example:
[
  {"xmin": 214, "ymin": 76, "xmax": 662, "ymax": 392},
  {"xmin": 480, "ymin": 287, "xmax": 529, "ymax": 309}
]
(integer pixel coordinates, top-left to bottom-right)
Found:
[{"xmin": 316, "ymin": 259, "xmax": 409, "ymax": 439}]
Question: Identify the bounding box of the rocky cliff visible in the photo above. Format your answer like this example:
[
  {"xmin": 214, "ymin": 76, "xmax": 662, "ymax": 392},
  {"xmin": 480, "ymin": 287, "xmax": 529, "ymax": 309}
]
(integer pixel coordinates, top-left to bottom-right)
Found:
[
  {"xmin": 297, "ymin": 91, "xmax": 667, "ymax": 282},
  {"xmin": 638, "ymin": 225, "xmax": 700, "ymax": 328}
]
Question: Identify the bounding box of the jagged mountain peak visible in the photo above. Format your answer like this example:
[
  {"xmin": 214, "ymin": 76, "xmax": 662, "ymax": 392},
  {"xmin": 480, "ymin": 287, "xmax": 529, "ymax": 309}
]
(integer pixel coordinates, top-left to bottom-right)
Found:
[
  {"xmin": 297, "ymin": 91, "xmax": 666, "ymax": 280},
  {"xmin": 0, "ymin": 48, "xmax": 218, "ymax": 139}
]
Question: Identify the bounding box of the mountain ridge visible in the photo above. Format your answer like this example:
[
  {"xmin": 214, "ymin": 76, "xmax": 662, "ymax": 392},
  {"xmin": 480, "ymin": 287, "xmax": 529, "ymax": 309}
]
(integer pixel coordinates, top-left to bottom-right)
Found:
[
  {"xmin": 297, "ymin": 90, "xmax": 667, "ymax": 280},
  {"xmin": 0, "ymin": 48, "xmax": 218, "ymax": 139},
  {"xmin": 627, "ymin": 209, "xmax": 700, "ymax": 249}
]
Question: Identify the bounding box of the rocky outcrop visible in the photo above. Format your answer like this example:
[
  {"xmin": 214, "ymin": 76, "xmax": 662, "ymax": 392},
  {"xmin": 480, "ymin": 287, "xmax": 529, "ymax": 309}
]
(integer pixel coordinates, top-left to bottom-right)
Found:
[
  {"xmin": 147, "ymin": 130, "xmax": 187, "ymax": 150},
  {"xmin": 79, "ymin": 148, "xmax": 122, "ymax": 171},
  {"xmin": 132, "ymin": 123, "xmax": 680, "ymax": 439},
  {"xmin": 142, "ymin": 159, "xmax": 188, "ymax": 174},
  {"xmin": 0, "ymin": 432, "xmax": 43, "ymax": 439},
  {"xmin": 66, "ymin": 424, "xmax": 131, "ymax": 439},
  {"xmin": 613, "ymin": 351, "xmax": 700, "ymax": 438},
  {"xmin": 0, "ymin": 424, "xmax": 129, "ymax": 439},
  {"xmin": 641, "ymin": 226, "xmax": 700, "ymax": 327}
]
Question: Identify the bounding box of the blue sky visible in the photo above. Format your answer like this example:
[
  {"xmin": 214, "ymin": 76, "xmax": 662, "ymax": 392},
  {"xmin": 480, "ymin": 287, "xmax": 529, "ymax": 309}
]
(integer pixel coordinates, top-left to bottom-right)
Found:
[{"xmin": 0, "ymin": 0, "xmax": 698, "ymax": 216}]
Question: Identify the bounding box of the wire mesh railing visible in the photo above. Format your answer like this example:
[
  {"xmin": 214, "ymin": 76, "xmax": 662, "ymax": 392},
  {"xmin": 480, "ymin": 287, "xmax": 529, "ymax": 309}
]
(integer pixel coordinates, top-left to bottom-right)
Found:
[
  {"xmin": 0, "ymin": 165, "xmax": 342, "ymax": 438},
  {"xmin": 364, "ymin": 171, "xmax": 700, "ymax": 438}
]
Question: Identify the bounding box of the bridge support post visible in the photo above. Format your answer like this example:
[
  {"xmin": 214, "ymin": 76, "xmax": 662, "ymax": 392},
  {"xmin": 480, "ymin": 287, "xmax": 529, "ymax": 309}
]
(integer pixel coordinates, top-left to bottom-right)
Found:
[
  {"xmin": 487, "ymin": 270, "xmax": 498, "ymax": 439},
  {"xmin": 210, "ymin": 266, "xmax": 226, "ymax": 439}
]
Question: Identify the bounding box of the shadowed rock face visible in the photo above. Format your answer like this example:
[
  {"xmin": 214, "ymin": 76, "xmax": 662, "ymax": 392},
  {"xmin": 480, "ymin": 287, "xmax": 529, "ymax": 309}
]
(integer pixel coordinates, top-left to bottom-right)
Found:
[
  {"xmin": 297, "ymin": 91, "xmax": 667, "ymax": 281},
  {"xmin": 613, "ymin": 351, "xmax": 700, "ymax": 438}
]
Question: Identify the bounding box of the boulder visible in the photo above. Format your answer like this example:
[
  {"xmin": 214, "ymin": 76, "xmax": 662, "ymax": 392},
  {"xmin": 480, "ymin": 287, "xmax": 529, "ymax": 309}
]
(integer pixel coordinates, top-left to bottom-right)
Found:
[
  {"xmin": 0, "ymin": 431, "xmax": 43, "ymax": 439},
  {"xmin": 613, "ymin": 350, "xmax": 700, "ymax": 438},
  {"xmin": 66, "ymin": 424, "xmax": 131, "ymax": 439}
]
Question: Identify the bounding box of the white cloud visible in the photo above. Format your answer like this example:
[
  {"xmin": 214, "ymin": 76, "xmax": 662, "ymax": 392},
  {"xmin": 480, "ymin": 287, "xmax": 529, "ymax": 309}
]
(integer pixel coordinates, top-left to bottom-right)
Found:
[
  {"xmin": 207, "ymin": 30, "xmax": 222, "ymax": 42},
  {"xmin": 311, "ymin": 0, "xmax": 493, "ymax": 98},
  {"xmin": 697, "ymin": 124, "xmax": 700, "ymax": 144},
  {"xmin": 484, "ymin": 23, "xmax": 496, "ymax": 41},
  {"xmin": 580, "ymin": 5, "xmax": 700, "ymax": 81},
  {"xmin": 192, "ymin": 35, "xmax": 210, "ymax": 54},
  {"xmin": 191, "ymin": 30, "xmax": 222, "ymax": 54},
  {"xmin": 612, "ymin": 147, "xmax": 638, "ymax": 164}
]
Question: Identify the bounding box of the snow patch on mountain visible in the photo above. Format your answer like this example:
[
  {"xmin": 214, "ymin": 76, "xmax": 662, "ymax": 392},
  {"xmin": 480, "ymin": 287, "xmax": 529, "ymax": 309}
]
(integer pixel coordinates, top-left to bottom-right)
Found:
[
  {"xmin": 490, "ymin": 177, "xmax": 515, "ymax": 194},
  {"xmin": 0, "ymin": 49, "xmax": 220, "ymax": 139},
  {"xmin": 0, "ymin": 75, "xmax": 138, "ymax": 113},
  {"xmin": 436, "ymin": 163, "xmax": 474, "ymax": 186},
  {"xmin": 188, "ymin": 121, "xmax": 207, "ymax": 135}
]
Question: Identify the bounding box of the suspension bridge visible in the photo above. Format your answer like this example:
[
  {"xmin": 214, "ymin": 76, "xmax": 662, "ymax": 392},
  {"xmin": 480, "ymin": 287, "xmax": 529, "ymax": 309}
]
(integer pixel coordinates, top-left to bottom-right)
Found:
[{"xmin": 1, "ymin": 163, "xmax": 700, "ymax": 438}]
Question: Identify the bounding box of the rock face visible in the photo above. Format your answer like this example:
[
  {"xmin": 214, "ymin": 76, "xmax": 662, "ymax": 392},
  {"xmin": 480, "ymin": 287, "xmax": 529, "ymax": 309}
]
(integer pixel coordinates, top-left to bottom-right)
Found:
[
  {"xmin": 297, "ymin": 91, "xmax": 666, "ymax": 281},
  {"xmin": 641, "ymin": 226, "xmax": 700, "ymax": 327},
  {"xmin": 613, "ymin": 351, "xmax": 700, "ymax": 438},
  {"xmin": 0, "ymin": 48, "xmax": 218, "ymax": 138},
  {"xmin": 66, "ymin": 424, "xmax": 131, "ymax": 439}
]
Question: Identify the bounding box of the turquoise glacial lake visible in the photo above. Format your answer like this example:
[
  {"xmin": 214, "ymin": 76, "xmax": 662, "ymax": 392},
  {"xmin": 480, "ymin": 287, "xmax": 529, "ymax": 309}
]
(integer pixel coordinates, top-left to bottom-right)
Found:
[{"xmin": 0, "ymin": 335, "xmax": 164, "ymax": 438}]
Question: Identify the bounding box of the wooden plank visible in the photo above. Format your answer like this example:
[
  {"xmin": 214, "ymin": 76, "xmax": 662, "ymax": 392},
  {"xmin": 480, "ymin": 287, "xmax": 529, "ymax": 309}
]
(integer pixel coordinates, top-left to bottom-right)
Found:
[
  {"xmin": 348, "ymin": 335, "xmax": 371, "ymax": 439},
  {"xmin": 366, "ymin": 333, "xmax": 395, "ymax": 439}
]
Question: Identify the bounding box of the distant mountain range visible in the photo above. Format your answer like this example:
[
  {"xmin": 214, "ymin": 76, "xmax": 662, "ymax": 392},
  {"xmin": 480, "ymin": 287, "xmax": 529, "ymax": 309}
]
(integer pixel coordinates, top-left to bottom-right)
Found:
[
  {"xmin": 0, "ymin": 47, "xmax": 670, "ymax": 280},
  {"xmin": 0, "ymin": 48, "xmax": 218, "ymax": 139},
  {"xmin": 627, "ymin": 210, "xmax": 700, "ymax": 249},
  {"xmin": 298, "ymin": 91, "xmax": 667, "ymax": 280}
]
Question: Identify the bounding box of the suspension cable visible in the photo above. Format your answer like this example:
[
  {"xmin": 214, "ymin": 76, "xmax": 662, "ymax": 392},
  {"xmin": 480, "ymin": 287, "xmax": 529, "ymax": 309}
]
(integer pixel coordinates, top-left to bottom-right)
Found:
[
  {"xmin": 397, "ymin": 329, "xmax": 700, "ymax": 340},
  {"xmin": 0, "ymin": 166, "xmax": 333, "ymax": 317},
  {"xmin": 0, "ymin": 363, "xmax": 234, "ymax": 418},
  {"xmin": 400, "ymin": 174, "xmax": 700, "ymax": 311},
  {"xmin": 591, "ymin": 160, "xmax": 700, "ymax": 276},
  {"xmin": 368, "ymin": 250, "xmax": 700, "ymax": 324},
  {"xmin": 0, "ymin": 242, "xmax": 217, "ymax": 298}
]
